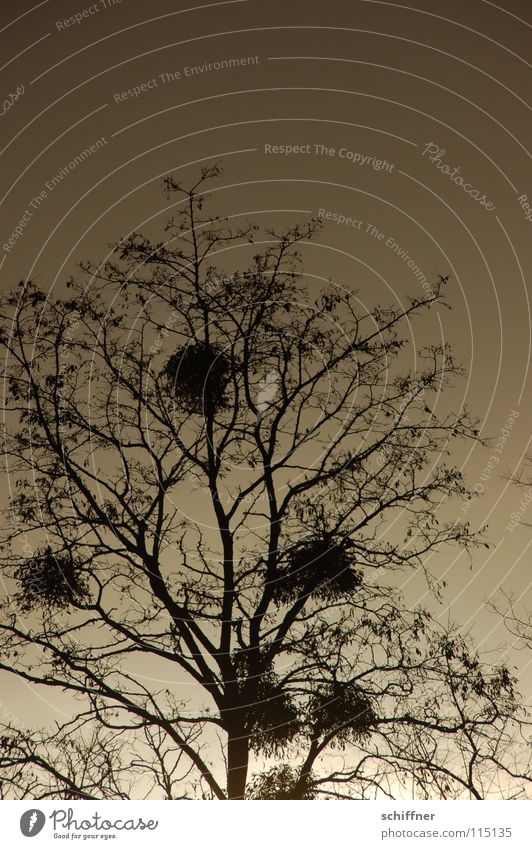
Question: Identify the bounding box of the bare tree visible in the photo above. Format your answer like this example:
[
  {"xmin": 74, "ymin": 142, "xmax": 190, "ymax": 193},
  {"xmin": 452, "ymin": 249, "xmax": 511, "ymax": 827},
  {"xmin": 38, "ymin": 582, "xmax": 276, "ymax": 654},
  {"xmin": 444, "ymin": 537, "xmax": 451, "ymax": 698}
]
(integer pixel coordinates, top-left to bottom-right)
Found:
[{"xmin": 0, "ymin": 166, "xmax": 529, "ymax": 800}]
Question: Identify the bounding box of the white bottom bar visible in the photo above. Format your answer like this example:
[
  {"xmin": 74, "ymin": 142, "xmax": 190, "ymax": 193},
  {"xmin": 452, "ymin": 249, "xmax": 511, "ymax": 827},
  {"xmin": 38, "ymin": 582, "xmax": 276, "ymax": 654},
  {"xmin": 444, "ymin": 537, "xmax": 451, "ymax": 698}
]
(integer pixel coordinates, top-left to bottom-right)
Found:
[{"xmin": 2, "ymin": 799, "xmax": 531, "ymax": 848}]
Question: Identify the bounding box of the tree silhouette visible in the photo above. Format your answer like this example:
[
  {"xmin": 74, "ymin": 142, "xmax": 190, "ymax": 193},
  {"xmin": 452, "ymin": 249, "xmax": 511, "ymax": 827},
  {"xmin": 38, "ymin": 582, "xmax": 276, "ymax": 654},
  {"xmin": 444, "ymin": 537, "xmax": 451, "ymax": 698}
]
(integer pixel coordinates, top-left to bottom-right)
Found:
[{"xmin": 0, "ymin": 166, "xmax": 529, "ymax": 800}]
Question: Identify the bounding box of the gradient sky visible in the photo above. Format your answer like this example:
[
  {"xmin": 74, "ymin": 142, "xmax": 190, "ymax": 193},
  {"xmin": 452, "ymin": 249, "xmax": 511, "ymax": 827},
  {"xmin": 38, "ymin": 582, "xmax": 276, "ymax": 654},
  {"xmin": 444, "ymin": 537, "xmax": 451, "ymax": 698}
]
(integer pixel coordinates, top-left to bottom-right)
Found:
[{"xmin": 1, "ymin": 0, "xmax": 531, "ymax": 741}]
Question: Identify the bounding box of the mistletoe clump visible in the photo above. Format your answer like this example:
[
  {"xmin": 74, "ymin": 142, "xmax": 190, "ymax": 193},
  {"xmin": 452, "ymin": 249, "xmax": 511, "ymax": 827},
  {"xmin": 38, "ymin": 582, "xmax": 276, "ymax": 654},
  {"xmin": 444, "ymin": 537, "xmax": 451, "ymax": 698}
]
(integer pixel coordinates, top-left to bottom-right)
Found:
[
  {"xmin": 233, "ymin": 653, "xmax": 301, "ymax": 756},
  {"xmin": 14, "ymin": 548, "xmax": 89, "ymax": 613},
  {"xmin": 308, "ymin": 681, "xmax": 377, "ymax": 747},
  {"xmin": 272, "ymin": 535, "xmax": 363, "ymax": 604},
  {"xmin": 246, "ymin": 764, "xmax": 316, "ymax": 800},
  {"xmin": 163, "ymin": 341, "xmax": 231, "ymax": 414}
]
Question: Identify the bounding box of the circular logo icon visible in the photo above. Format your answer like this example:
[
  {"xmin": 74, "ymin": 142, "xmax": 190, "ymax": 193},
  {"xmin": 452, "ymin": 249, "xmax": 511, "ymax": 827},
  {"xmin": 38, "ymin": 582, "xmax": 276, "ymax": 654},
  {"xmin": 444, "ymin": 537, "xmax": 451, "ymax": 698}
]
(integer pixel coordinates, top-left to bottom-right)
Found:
[{"xmin": 20, "ymin": 809, "xmax": 46, "ymax": 837}]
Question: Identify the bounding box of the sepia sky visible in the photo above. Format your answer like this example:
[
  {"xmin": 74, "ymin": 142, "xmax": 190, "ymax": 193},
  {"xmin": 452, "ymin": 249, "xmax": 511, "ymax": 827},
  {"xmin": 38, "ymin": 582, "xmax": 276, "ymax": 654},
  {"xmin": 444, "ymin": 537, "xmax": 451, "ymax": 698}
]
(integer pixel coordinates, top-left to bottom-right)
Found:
[{"xmin": 1, "ymin": 0, "xmax": 531, "ymax": 737}]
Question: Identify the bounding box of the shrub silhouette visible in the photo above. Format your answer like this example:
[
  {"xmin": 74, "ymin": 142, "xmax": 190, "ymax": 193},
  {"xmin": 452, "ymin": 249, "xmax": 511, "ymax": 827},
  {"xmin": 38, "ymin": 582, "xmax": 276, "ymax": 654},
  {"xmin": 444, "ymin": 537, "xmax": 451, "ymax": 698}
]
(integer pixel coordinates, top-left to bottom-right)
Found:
[
  {"xmin": 14, "ymin": 548, "xmax": 89, "ymax": 612},
  {"xmin": 272, "ymin": 535, "xmax": 363, "ymax": 603},
  {"xmin": 309, "ymin": 682, "xmax": 377, "ymax": 747},
  {"xmin": 234, "ymin": 653, "xmax": 300, "ymax": 756},
  {"xmin": 163, "ymin": 341, "xmax": 231, "ymax": 414},
  {"xmin": 247, "ymin": 764, "xmax": 316, "ymax": 800}
]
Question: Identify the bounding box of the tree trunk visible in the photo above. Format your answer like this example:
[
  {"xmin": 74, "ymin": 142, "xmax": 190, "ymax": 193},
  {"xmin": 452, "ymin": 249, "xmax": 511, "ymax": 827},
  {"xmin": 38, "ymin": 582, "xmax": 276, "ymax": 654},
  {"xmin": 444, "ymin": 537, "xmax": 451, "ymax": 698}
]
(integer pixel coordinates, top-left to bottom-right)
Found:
[{"xmin": 226, "ymin": 731, "xmax": 249, "ymax": 799}]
